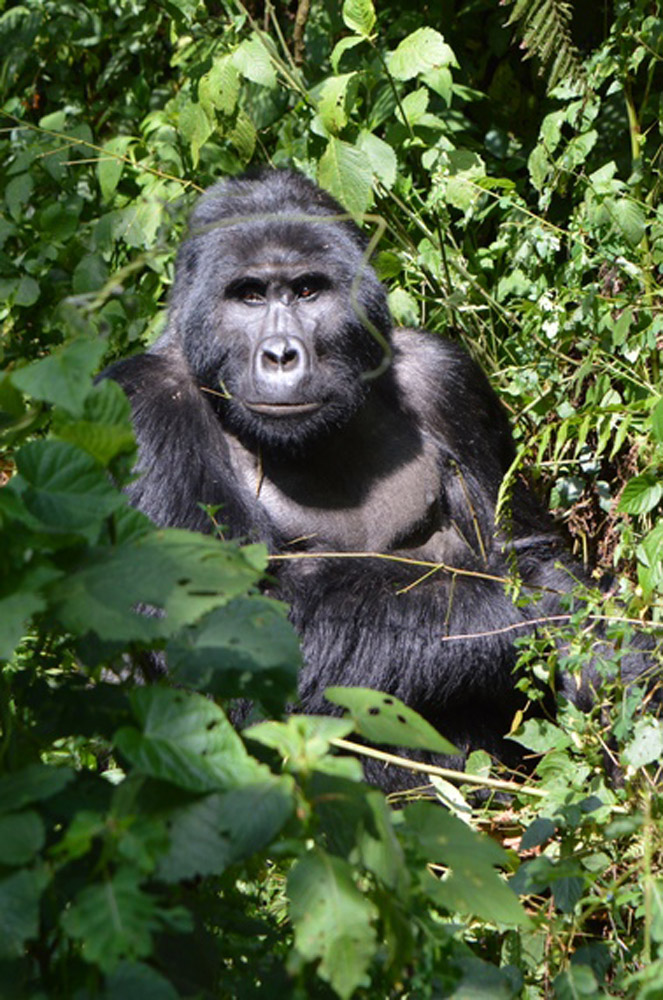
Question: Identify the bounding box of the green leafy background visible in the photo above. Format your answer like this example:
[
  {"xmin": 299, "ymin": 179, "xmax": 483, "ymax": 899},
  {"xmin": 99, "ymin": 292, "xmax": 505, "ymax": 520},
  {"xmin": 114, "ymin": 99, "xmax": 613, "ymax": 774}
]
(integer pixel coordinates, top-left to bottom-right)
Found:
[{"xmin": 1, "ymin": 0, "xmax": 663, "ymax": 996}]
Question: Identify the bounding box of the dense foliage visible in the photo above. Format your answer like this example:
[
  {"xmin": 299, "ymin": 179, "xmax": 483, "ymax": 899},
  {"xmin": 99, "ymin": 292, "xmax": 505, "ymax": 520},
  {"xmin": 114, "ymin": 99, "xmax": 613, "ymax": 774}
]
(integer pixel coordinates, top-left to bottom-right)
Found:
[{"xmin": 1, "ymin": 0, "xmax": 663, "ymax": 996}]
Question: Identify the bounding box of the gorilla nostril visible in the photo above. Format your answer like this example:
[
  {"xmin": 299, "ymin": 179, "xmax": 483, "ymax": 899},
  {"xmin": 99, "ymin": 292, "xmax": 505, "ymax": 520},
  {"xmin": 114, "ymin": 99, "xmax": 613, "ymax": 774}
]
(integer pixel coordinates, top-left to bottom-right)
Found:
[{"xmin": 282, "ymin": 348, "xmax": 299, "ymax": 368}]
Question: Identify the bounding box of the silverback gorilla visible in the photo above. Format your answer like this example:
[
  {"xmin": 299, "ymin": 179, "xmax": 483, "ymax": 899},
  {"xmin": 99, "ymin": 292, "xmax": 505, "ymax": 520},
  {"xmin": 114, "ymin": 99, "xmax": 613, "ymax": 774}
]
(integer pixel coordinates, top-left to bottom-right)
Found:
[{"xmin": 104, "ymin": 169, "xmax": 651, "ymax": 790}]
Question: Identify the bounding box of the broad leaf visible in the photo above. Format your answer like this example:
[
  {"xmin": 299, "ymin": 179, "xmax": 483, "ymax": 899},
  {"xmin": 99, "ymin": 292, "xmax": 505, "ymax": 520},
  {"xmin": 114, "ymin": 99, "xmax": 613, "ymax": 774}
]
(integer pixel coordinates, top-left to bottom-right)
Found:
[
  {"xmin": 167, "ymin": 595, "xmax": 299, "ymax": 710},
  {"xmin": 61, "ymin": 867, "xmax": 181, "ymax": 973},
  {"xmin": 404, "ymin": 802, "xmax": 528, "ymax": 926},
  {"xmin": 158, "ymin": 780, "xmax": 293, "ymax": 881},
  {"xmin": 318, "ymin": 137, "xmax": 373, "ymax": 217},
  {"xmin": 12, "ymin": 338, "xmax": 106, "ymax": 416},
  {"xmin": 13, "ymin": 440, "xmax": 125, "ymax": 534},
  {"xmin": 326, "ymin": 687, "xmax": 459, "ymax": 754},
  {"xmin": 0, "ymin": 811, "xmax": 45, "ymax": 865},
  {"xmin": 288, "ymin": 849, "xmax": 378, "ymax": 999},
  {"xmin": 0, "ymin": 867, "xmax": 50, "ymax": 959},
  {"xmin": 342, "ymin": 0, "xmax": 376, "ymax": 37},
  {"xmin": 115, "ymin": 688, "xmax": 267, "ymax": 792},
  {"xmin": 387, "ymin": 28, "xmax": 457, "ymax": 81},
  {"xmin": 50, "ymin": 531, "xmax": 266, "ymax": 641}
]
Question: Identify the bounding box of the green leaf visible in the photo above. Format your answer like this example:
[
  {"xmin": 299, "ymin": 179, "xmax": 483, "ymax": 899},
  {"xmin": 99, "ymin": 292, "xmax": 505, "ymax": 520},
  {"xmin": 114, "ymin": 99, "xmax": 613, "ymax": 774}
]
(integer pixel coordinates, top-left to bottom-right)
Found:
[
  {"xmin": 115, "ymin": 688, "xmax": 267, "ymax": 793},
  {"xmin": 387, "ymin": 28, "xmax": 457, "ymax": 81},
  {"xmin": 388, "ymin": 288, "xmax": 419, "ymax": 326},
  {"xmin": 13, "ymin": 440, "xmax": 125, "ymax": 534},
  {"xmin": 508, "ymin": 718, "xmax": 572, "ymax": 753},
  {"xmin": 528, "ymin": 144, "xmax": 552, "ymax": 192},
  {"xmin": 404, "ymin": 802, "xmax": 528, "ymax": 926},
  {"xmin": 288, "ymin": 849, "xmax": 378, "ymax": 999},
  {"xmin": 317, "ymin": 73, "xmax": 357, "ymax": 134},
  {"xmin": 553, "ymin": 965, "xmax": 598, "ymax": 999},
  {"xmin": 14, "ymin": 274, "xmax": 40, "ymax": 306},
  {"xmin": 247, "ymin": 715, "xmax": 358, "ymax": 777},
  {"xmin": 167, "ymin": 595, "xmax": 299, "ymax": 707},
  {"xmin": 199, "ymin": 54, "xmax": 240, "ymax": 116},
  {"xmin": 612, "ymin": 197, "xmax": 646, "ymax": 247},
  {"xmin": 178, "ymin": 100, "xmax": 213, "ymax": 168},
  {"xmin": 158, "ymin": 781, "xmax": 293, "ymax": 881},
  {"xmin": 0, "ymin": 811, "xmax": 45, "ymax": 865},
  {"xmin": 50, "ymin": 531, "xmax": 264, "ymax": 641},
  {"xmin": 5, "ymin": 173, "xmax": 34, "ymax": 221},
  {"xmin": 233, "ymin": 35, "xmax": 277, "ymax": 88},
  {"xmin": 330, "ymin": 35, "xmax": 364, "ymax": 73},
  {"xmin": 318, "ymin": 137, "xmax": 373, "ymax": 216},
  {"xmin": 97, "ymin": 136, "xmax": 134, "ymax": 201},
  {"xmin": 342, "ymin": 0, "xmax": 376, "ymax": 37},
  {"xmin": 106, "ymin": 962, "xmax": 179, "ymax": 1000},
  {"xmin": 0, "ymin": 867, "xmax": 50, "ymax": 959},
  {"xmin": 356, "ymin": 130, "xmax": 397, "ymax": 189},
  {"xmin": 54, "ymin": 378, "xmax": 136, "ymax": 467},
  {"xmin": 119, "ymin": 196, "xmax": 165, "ymax": 249},
  {"xmin": 326, "ymin": 687, "xmax": 459, "ymax": 754},
  {"xmin": 61, "ymin": 868, "xmax": 165, "ymax": 973},
  {"xmin": 651, "ymin": 398, "xmax": 663, "ymax": 444},
  {"xmin": 618, "ymin": 471, "xmax": 663, "ymax": 515},
  {"xmin": 11, "ymin": 337, "xmax": 107, "ymax": 416},
  {"xmin": 397, "ymin": 86, "xmax": 428, "ymax": 125},
  {"xmin": 0, "ymin": 592, "xmax": 45, "ymax": 660},
  {"xmin": 0, "ymin": 764, "xmax": 73, "ymax": 815},
  {"xmin": 72, "ymin": 253, "xmax": 109, "ymax": 294},
  {"xmin": 623, "ymin": 718, "xmax": 663, "ymax": 768}
]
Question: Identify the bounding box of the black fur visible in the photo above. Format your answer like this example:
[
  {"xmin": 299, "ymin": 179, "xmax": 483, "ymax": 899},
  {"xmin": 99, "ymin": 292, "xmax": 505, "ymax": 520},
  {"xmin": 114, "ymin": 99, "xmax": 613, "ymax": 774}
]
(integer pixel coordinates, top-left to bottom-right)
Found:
[{"xmin": 103, "ymin": 169, "xmax": 652, "ymax": 791}]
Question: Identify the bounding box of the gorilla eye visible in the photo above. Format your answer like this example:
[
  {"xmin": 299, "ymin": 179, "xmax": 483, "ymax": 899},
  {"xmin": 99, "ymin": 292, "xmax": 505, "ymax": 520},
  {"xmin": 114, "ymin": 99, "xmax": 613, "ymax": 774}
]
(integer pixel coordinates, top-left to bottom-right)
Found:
[
  {"xmin": 227, "ymin": 279, "xmax": 267, "ymax": 304},
  {"xmin": 292, "ymin": 274, "xmax": 329, "ymax": 301}
]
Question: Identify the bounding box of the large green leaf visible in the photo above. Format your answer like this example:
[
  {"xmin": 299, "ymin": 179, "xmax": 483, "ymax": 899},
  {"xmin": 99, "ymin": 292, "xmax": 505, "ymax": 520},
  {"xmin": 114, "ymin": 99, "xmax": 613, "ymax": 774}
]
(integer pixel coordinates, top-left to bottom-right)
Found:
[
  {"xmin": 0, "ymin": 811, "xmax": 45, "ymax": 865},
  {"xmin": 106, "ymin": 962, "xmax": 179, "ymax": 1000},
  {"xmin": 0, "ymin": 763, "xmax": 73, "ymax": 815},
  {"xmin": 342, "ymin": 0, "xmax": 376, "ymax": 37},
  {"xmin": 326, "ymin": 687, "xmax": 459, "ymax": 754},
  {"xmin": 115, "ymin": 688, "xmax": 267, "ymax": 793},
  {"xmin": 11, "ymin": 338, "xmax": 107, "ymax": 417},
  {"xmin": 0, "ymin": 592, "xmax": 45, "ymax": 660},
  {"xmin": 0, "ymin": 867, "xmax": 50, "ymax": 959},
  {"xmin": 61, "ymin": 867, "xmax": 182, "ymax": 973},
  {"xmin": 158, "ymin": 780, "xmax": 293, "ymax": 881},
  {"xmin": 49, "ymin": 531, "xmax": 266, "ymax": 641},
  {"xmin": 288, "ymin": 848, "xmax": 378, "ymax": 1000},
  {"xmin": 387, "ymin": 28, "xmax": 456, "ymax": 81},
  {"xmin": 167, "ymin": 595, "xmax": 299, "ymax": 708},
  {"xmin": 317, "ymin": 73, "xmax": 357, "ymax": 135},
  {"xmin": 233, "ymin": 35, "xmax": 277, "ymax": 88},
  {"xmin": 318, "ymin": 137, "xmax": 373, "ymax": 217},
  {"xmin": 404, "ymin": 802, "xmax": 528, "ymax": 926},
  {"xmin": 13, "ymin": 439, "xmax": 125, "ymax": 534}
]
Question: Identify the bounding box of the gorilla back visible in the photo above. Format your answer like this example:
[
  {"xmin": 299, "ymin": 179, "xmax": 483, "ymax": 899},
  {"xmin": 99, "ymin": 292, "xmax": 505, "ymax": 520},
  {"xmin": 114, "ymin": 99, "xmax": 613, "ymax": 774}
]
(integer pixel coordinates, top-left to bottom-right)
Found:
[{"xmin": 104, "ymin": 169, "xmax": 650, "ymax": 791}]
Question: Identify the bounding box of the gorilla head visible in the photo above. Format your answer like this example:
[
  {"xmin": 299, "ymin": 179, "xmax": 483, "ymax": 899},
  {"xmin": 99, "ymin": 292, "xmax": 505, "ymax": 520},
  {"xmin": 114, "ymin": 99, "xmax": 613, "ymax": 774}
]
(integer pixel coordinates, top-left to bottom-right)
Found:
[{"xmin": 163, "ymin": 170, "xmax": 392, "ymax": 450}]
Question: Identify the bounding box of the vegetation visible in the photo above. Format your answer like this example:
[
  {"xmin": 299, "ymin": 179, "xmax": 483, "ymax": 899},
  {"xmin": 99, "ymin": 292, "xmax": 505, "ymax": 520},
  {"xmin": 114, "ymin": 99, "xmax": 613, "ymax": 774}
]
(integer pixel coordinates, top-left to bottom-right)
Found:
[{"xmin": 1, "ymin": 0, "xmax": 662, "ymax": 996}]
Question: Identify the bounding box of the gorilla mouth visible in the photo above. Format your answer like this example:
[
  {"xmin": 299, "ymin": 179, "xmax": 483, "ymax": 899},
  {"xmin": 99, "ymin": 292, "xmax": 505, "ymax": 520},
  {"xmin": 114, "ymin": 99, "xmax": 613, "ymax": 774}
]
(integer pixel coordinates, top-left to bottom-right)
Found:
[{"xmin": 245, "ymin": 401, "xmax": 323, "ymax": 417}]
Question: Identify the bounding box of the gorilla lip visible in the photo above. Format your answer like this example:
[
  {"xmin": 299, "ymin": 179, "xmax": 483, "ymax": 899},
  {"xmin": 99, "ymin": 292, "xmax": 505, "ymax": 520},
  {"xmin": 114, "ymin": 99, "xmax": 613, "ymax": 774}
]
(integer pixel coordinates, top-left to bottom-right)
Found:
[{"xmin": 245, "ymin": 401, "xmax": 322, "ymax": 416}]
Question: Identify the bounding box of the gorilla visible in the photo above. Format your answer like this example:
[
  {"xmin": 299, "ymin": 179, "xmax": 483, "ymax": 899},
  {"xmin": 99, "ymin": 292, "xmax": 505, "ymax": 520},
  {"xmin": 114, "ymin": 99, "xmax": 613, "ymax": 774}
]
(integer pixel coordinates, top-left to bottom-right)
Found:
[{"xmin": 104, "ymin": 169, "xmax": 651, "ymax": 790}]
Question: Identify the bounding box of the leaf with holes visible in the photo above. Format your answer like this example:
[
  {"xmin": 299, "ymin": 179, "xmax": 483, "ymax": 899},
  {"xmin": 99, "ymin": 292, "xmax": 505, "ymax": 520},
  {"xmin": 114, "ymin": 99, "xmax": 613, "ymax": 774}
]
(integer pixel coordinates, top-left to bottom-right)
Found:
[
  {"xmin": 325, "ymin": 687, "xmax": 459, "ymax": 754},
  {"xmin": 115, "ymin": 688, "xmax": 268, "ymax": 792}
]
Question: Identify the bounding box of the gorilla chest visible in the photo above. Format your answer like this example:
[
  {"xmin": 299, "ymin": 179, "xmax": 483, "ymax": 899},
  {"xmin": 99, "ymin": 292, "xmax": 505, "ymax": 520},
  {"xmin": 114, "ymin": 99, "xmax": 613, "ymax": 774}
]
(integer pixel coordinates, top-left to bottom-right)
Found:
[{"xmin": 227, "ymin": 431, "xmax": 443, "ymax": 553}]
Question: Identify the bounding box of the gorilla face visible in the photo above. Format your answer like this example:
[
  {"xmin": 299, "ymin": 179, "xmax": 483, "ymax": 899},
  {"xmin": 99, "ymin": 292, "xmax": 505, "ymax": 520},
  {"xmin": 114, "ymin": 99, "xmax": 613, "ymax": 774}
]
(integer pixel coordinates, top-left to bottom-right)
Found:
[{"xmin": 165, "ymin": 171, "xmax": 393, "ymax": 450}]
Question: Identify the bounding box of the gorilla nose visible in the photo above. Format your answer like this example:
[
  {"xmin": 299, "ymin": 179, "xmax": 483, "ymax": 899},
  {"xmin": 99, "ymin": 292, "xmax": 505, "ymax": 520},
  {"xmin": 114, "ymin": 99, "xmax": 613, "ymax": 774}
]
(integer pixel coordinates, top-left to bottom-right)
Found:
[{"xmin": 254, "ymin": 335, "xmax": 310, "ymax": 392}]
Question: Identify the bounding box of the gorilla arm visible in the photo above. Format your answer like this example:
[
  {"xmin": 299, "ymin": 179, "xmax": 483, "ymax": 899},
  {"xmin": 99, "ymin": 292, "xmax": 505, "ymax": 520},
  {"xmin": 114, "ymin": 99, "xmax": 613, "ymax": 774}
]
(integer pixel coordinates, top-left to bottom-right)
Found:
[{"xmin": 102, "ymin": 350, "xmax": 256, "ymax": 537}]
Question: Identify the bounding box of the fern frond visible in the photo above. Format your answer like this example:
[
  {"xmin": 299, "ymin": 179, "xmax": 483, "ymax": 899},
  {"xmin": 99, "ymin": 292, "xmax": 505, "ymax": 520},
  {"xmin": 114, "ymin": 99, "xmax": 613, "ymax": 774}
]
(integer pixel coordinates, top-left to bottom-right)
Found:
[{"xmin": 504, "ymin": 0, "xmax": 585, "ymax": 92}]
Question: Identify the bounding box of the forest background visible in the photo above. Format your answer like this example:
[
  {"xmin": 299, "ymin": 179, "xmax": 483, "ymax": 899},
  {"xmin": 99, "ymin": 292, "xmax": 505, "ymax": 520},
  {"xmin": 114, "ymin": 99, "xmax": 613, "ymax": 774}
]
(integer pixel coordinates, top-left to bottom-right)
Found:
[{"xmin": 1, "ymin": 0, "xmax": 663, "ymax": 997}]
